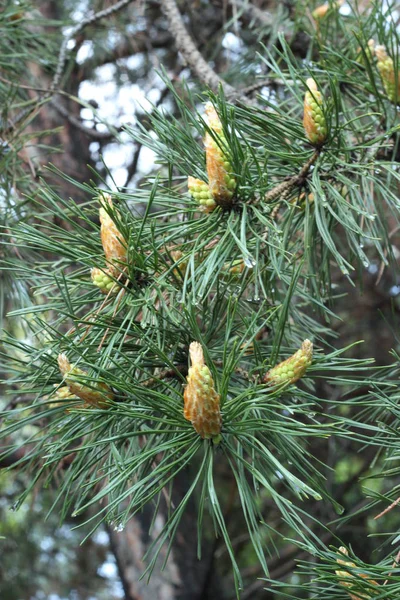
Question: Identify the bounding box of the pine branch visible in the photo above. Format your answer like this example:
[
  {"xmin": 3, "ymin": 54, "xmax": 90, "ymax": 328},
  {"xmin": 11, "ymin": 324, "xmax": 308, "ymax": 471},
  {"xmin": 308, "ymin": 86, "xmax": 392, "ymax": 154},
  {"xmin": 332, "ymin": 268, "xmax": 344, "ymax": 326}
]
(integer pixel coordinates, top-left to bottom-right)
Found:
[
  {"xmin": 1, "ymin": 0, "xmax": 136, "ymax": 134},
  {"xmin": 251, "ymin": 150, "xmax": 320, "ymax": 205},
  {"xmin": 160, "ymin": 0, "xmax": 254, "ymax": 105},
  {"xmin": 49, "ymin": 99, "xmax": 120, "ymax": 140},
  {"xmin": 50, "ymin": 0, "xmax": 137, "ymax": 93},
  {"xmin": 76, "ymin": 32, "xmax": 173, "ymax": 83}
]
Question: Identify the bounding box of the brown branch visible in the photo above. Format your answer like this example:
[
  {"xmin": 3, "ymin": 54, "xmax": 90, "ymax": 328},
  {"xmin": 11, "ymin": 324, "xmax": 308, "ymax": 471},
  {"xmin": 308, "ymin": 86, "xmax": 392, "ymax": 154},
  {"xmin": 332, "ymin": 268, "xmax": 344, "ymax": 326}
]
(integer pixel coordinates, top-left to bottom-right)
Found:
[
  {"xmin": 141, "ymin": 364, "xmax": 188, "ymax": 387},
  {"xmin": 76, "ymin": 31, "xmax": 173, "ymax": 83},
  {"xmin": 51, "ymin": 0, "xmax": 137, "ymax": 93},
  {"xmin": 122, "ymin": 86, "xmax": 170, "ymax": 188},
  {"xmin": 252, "ymin": 150, "xmax": 320, "ymax": 206},
  {"xmin": 160, "ymin": 0, "xmax": 254, "ymax": 105},
  {"xmin": 374, "ymin": 494, "xmax": 400, "ymax": 520},
  {"xmin": 230, "ymin": 0, "xmax": 274, "ymax": 27},
  {"xmin": 49, "ymin": 98, "xmax": 121, "ymax": 140},
  {"xmin": 0, "ymin": 447, "xmax": 27, "ymax": 469}
]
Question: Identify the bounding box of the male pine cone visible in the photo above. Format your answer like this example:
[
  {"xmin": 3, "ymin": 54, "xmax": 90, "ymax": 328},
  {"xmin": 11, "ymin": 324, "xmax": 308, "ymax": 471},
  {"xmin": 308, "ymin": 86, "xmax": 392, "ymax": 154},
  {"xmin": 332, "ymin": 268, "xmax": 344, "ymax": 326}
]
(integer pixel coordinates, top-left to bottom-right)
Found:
[
  {"xmin": 263, "ymin": 339, "xmax": 313, "ymax": 385},
  {"xmin": 99, "ymin": 194, "xmax": 127, "ymax": 276},
  {"xmin": 184, "ymin": 342, "xmax": 222, "ymax": 441},
  {"xmin": 303, "ymin": 79, "xmax": 327, "ymax": 146},
  {"xmin": 204, "ymin": 103, "xmax": 236, "ymax": 208},
  {"xmin": 375, "ymin": 44, "xmax": 400, "ymax": 103},
  {"xmin": 335, "ymin": 547, "xmax": 379, "ymax": 600},
  {"xmin": 58, "ymin": 353, "xmax": 113, "ymax": 408},
  {"xmin": 91, "ymin": 267, "xmax": 118, "ymax": 294},
  {"xmin": 188, "ymin": 176, "xmax": 216, "ymax": 212}
]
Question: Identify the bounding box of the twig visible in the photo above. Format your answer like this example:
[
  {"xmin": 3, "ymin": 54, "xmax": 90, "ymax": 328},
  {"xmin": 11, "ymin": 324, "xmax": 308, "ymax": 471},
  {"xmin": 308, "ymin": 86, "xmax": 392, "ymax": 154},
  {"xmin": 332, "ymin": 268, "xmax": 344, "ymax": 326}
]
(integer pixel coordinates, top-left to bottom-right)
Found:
[
  {"xmin": 49, "ymin": 99, "xmax": 120, "ymax": 140},
  {"xmin": 160, "ymin": 0, "xmax": 254, "ymax": 106},
  {"xmin": 374, "ymin": 494, "xmax": 400, "ymax": 520},
  {"xmin": 141, "ymin": 365, "xmax": 188, "ymax": 387},
  {"xmin": 2, "ymin": 0, "xmax": 136, "ymax": 133},
  {"xmin": 50, "ymin": 0, "xmax": 137, "ymax": 93},
  {"xmin": 122, "ymin": 86, "xmax": 170, "ymax": 188},
  {"xmin": 384, "ymin": 549, "xmax": 400, "ymax": 586},
  {"xmin": 230, "ymin": 0, "xmax": 274, "ymax": 27},
  {"xmin": 265, "ymin": 150, "xmax": 320, "ymax": 203},
  {"xmin": 241, "ymin": 77, "xmax": 294, "ymax": 96},
  {"xmin": 230, "ymin": 0, "xmax": 292, "ymax": 37},
  {"xmin": 250, "ymin": 150, "xmax": 320, "ymax": 207}
]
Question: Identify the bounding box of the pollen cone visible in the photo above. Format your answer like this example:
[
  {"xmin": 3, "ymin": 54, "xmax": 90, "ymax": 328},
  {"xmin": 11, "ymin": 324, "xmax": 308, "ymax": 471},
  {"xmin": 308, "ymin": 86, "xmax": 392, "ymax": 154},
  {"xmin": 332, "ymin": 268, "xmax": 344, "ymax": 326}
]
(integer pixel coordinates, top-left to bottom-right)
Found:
[
  {"xmin": 303, "ymin": 79, "xmax": 327, "ymax": 146},
  {"xmin": 204, "ymin": 103, "xmax": 236, "ymax": 209},
  {"xmin": 188, "ymin": 176, "xmax": 216, "ymax": 212},
  {"xmin": 335, "ymin": 547, "xmax": 379, "ymax": 600},
  {"xmin": 99, "ymin": 194, "xmax": 127, "ymax": 276},
  {"xmin": 91, "ymin": 267, "xmax": 118, "ymax": 294},
  {"xmin": 58, "ymin": 353, "xmax": 113, "ymax": 408},
  {"xmin": 184, "ymin": 342, "xmax": 222, "ymax": 440},
  {"xmin": 264, "ymin": 339, "xmax": 313, "ymax": 385},
  {"xmin": 375, "ymin": 45, "xmax": 400, "ymax": 102}
]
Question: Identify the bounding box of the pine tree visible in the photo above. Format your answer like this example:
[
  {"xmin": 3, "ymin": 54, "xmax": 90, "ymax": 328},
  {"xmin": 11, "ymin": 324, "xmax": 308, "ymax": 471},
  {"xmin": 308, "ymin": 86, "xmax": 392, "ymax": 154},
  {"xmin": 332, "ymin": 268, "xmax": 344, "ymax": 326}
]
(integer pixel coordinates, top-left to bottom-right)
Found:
[{"xmin": 2, "ymin": 1, "xmax": 400, "ymax": 598}]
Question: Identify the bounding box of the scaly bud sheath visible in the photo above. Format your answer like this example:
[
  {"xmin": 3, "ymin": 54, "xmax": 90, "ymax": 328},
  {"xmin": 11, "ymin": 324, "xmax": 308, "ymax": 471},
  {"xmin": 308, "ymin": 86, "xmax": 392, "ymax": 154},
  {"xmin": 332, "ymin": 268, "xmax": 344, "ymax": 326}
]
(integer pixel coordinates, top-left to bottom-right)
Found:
[
  {"xmin": 312, "ymin": 0, "xmax": 344, "ymax": 20},
  {"xmin": 184, "ymin": 342, "xmax": 222, "ymax": 440},
  {"xmin": 58, "ymin": 354, "xmax": 113, "ymax": 408},
  {"xmin": 303, "ymin": 79, "xmax": 327, "ymax": 146},
  {"xmin": 91, "ymin": 267, "xmax": 118, "ymax": 294},
  {"xmin": 188, "ymin": 176, "xmax": 216, "ymax": 213},
  {"xmin": 375, "ymin": 45, "xmax": 400, "ymax": 102},
  {"xmin": 99, "ymin": 194, "xmax": 127, "ymax": 276},
  {"xmin": 335, "ymin": 547, "xmax": 379, "ymax": 600},
  {"xmin": 204, "ymin": 103, "xmax": 236, "ymax": 209},
  {"xmin": 264, "ymin": 339, "xmax": 313, "ymax": 385}
]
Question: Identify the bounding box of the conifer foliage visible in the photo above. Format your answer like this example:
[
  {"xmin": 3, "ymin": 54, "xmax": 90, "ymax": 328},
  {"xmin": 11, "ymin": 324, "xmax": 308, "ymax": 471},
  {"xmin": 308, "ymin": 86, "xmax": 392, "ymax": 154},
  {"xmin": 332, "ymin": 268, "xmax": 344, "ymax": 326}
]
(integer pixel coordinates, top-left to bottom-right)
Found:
[{"xmin": 2, "ymin": 0, "xmax": 400, "ymax": 598}]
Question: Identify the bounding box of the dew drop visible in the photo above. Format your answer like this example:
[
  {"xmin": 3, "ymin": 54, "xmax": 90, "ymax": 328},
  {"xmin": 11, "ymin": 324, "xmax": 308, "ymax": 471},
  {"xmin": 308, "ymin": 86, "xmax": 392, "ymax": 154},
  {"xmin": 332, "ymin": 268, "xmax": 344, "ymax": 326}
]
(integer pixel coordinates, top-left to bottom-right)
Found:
[
  {"xmin": 243, "ymin": 256, "xmax": 256, "ymax": 269},
  {"xmin": 114, "ymin": 523, "xmax": 125, "ymax": 532}
]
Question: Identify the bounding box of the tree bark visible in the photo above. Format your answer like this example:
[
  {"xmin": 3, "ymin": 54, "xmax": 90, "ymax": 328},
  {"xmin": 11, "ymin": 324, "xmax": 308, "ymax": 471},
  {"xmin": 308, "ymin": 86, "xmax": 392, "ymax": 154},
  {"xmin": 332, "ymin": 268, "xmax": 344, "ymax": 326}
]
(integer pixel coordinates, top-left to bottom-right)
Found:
[{"xmin": 107, "ymin": 470, "xmax": 223, "ymax": 600}]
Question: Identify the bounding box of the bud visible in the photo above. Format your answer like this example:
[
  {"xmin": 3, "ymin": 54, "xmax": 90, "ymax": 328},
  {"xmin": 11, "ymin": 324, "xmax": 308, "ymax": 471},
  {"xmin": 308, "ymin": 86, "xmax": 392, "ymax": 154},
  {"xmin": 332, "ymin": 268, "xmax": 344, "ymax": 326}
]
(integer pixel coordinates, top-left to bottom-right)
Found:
[
  {"xmin": 99, "ymin": 194, "xmax": 127, "ymax": 276},
  {"xmin": 53, "ymin": 385, "xmax": 75, "ymax": 400},
  {"xmin": 91, "ymin": 267, "xmax": 118, "ymax": 294},
  {"xmin": 188, "ymin": 176, "xmax": 216, "ymax": 213},
  {"xmin": 204, "ymin": 103, "xmax": 236, "ymax": 209},
  {"xmin": 335, "ymin": 547, "xmax": 379, "ymax": 600},
  {"xmin": 222, "ymin": 259, "xmax": 245, "ymax": 278},
  {"xmin": 47, "ymin": 384, "xmax": 76, "ymax": 408},
  {"xmin": 294, "ymin": 192, "xmax": 315, "ymax": 209},
  {"xmin": 170, "ymin": 250, "xmax": 188, "ymax": 279},
  {"xmin": 263, "ymin": 339, "xmax": 313, "ymax": 385},
  {"xmin": 303, "ymin": 79, "xmax": 327, "ymax": 146},
  {"xmin": 312, "ymin": 0, "xmax": 344, "ymax": 20},
  {"xmin": 184, "ymin": 342, "xmax": 222, "ymax": 441},
  {"xmin": 375, "ymin": 45, "xmax": 399, "ymax": 102},
  {"xmin": 57, "ymin": 353, "xmax": 113, "ymax": 408},
  {"xmin": 356, "ymin": 39, "xmax": 375, "ymax": 64}
]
